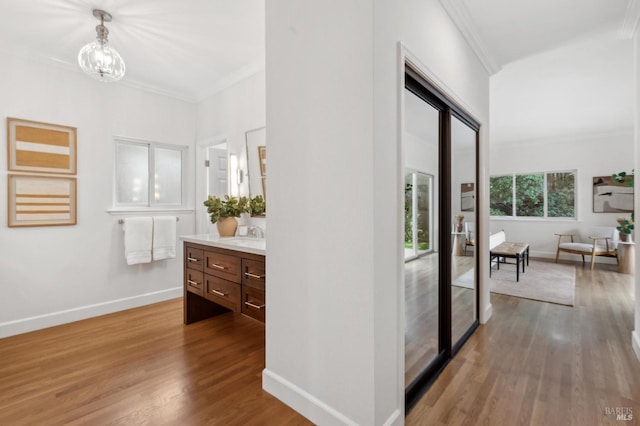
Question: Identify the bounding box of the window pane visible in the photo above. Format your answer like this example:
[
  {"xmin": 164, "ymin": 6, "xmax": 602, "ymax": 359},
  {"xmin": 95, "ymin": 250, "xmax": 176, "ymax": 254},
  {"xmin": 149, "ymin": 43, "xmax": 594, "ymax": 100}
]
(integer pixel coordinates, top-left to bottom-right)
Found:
[
  {"xmin": 515, "ymin": 174, "xmax": 544, "ymax": 217},
  {"xmin": 116, "ymin": 143, "xmax": 149, "ymax": 205},
  {"xmin": 490, "ymin": 176, "xmax": 513, "ymax": 216},
  {"xmin": 547, "ymin": 172, "xmax": 575, "ymax": 217},
  {"xmin": 154, "ymin": 147, "xmax": 183, "ymax": 205}
]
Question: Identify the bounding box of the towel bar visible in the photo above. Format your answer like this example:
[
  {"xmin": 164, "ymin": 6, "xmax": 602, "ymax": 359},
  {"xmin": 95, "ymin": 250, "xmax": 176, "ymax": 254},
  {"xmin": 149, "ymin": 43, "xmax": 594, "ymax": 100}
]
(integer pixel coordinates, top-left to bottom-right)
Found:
[{"xmin": 118, "ymin": 217, "xmax": 179, "ymax": 224}]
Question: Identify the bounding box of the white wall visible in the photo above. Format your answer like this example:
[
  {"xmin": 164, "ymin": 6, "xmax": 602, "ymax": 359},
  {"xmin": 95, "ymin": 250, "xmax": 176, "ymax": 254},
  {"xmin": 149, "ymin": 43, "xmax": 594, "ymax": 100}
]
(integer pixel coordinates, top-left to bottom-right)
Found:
[
  {"xmin": 490, "ymin": 132, "xmax": 633, "ymax": 260},
  {"xmin": 264, "ymin": 0, "xmax": 490, "ymax": 424},
  {"xmin": 0, "ymin": 53, "xmax": 196, "ymax": 338},
  {"xmin": 195, "ymin": 70, "xmax": 266, "ymax": 234}
]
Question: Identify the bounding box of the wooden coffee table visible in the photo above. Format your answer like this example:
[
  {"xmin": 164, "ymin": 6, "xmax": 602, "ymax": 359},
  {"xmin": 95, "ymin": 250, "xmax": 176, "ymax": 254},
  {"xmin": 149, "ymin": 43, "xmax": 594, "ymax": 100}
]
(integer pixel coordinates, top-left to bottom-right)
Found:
[{"xmin": 490, "ymin": 242, "xmax": 530, "ymax": 282}]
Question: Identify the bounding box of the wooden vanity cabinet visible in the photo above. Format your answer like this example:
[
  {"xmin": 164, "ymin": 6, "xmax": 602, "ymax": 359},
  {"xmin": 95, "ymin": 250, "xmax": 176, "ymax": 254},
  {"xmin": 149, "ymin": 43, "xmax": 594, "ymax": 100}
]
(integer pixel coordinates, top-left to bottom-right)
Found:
[{"xmin": 183, "ymin": 242, "xmax": 265, "ymax": 324}]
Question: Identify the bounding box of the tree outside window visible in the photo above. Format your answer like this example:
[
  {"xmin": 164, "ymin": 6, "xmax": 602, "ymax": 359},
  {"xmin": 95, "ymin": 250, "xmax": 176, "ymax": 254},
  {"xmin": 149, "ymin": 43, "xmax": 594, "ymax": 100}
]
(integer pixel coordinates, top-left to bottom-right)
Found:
[{"xmin": 490, "ymin": 171, "xmax": 576, "ymax": 219}]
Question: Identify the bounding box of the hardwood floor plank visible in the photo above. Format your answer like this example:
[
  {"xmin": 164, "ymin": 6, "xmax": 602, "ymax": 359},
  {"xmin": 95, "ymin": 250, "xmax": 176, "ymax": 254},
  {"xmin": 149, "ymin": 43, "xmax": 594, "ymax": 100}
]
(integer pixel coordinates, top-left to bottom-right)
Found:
[
  {"xmin": 0, "ymin": 300, "xmax": 311, "ymax": 426},
  {"xmin": 407, "ymin": 261, "xmax": 640, "ymax": 425}
]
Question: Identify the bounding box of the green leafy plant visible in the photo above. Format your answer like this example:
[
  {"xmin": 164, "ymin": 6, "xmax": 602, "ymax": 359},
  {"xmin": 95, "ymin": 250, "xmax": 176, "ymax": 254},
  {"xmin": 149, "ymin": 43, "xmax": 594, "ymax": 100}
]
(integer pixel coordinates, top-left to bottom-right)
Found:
[
  {"xmin": 203, "ymin": 195, "xmax": 249, "ymax": 224},
  {"xmin": 612, "ymin": 170, "xmax": 635, "ymax": 227},
  {"xmin": 249, "ymin": 195, "xmax": 266, "ymax": 216}
]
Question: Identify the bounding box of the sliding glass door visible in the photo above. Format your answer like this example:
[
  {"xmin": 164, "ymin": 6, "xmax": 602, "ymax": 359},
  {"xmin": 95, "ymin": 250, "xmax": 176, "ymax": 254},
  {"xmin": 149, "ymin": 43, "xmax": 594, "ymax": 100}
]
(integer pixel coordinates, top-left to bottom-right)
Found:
[
  {"xmin": 405, "ymin": 171, "xmax": 433, "ymax": 260},
  {"xmin": 404, "ymin": 66, "xmax": 480, "ymax": 410}
]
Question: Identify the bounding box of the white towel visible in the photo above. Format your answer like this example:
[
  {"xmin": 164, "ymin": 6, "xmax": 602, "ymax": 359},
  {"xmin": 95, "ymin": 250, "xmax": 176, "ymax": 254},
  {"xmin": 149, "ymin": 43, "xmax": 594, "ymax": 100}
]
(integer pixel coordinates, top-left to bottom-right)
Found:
[
  {"xmin": 124, "ymin": 217, "xmax": 153, "ymax": 265},
  {"xmin": 153, "ymin": 216, "xmax": 177, "ymax": 261}
]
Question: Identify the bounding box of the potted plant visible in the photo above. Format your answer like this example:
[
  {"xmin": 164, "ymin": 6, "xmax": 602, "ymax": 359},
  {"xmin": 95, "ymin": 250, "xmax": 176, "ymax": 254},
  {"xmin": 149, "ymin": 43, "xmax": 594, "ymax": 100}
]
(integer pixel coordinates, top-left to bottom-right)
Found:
[
  {"xmin": 204, "ymin": 195, "xmax": 249, "ymax": 236},
  {"xmin": 249, "ymin": 195, "xmax": 266, "ymax": 216},
  {"xmin": 612, "ymin": 171, "xmax": 634, "ymax": 241}
]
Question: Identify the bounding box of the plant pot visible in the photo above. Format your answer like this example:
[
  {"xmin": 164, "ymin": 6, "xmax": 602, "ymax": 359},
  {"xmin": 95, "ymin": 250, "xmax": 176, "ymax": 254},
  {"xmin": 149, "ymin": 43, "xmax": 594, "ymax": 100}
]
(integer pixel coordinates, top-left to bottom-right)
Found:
[
  {"xmin": 456, "ymin": 223, "xmax": 463, "ymax": 232},
  {"xmin": 619, "ymin": 231, "xmax": 632, "ymax": 242},
  {"xmin": 216, "ymin": 217, "xmax": 238, "ymax": 237}
]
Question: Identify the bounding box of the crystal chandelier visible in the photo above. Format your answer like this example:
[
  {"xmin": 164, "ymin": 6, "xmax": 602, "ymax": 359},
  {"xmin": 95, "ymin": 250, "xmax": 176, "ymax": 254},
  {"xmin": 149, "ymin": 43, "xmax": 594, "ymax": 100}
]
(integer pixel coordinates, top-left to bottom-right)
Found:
[{"xmin": 78, "ymin": 9, "xmax": 125, "ymax": 82}]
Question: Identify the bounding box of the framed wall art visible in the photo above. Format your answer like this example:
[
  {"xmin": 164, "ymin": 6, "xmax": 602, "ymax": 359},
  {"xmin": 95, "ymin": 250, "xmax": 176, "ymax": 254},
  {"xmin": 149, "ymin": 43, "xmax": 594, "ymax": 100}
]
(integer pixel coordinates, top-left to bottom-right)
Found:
[
  {"xmin": 593, "ymin": 175, "xmax": 634, "ymax": 213},
  {"xmin": 461, "ymin": 182, "xmax": 474, "ymax": 212},
  {"xmin": 8, "ymin": 174, "xmax": 77, "ymax": 227},
  {"xmin": 7, "ymin": 117, "xmax": 77, "ymax": 174}
]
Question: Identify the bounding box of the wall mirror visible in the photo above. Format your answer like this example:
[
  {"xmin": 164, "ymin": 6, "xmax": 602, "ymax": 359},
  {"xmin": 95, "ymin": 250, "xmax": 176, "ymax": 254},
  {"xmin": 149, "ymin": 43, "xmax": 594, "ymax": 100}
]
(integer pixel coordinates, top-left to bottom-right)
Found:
[{"xmin": 245, "ymin": 126, "xmax": 267, "ymax": 208}]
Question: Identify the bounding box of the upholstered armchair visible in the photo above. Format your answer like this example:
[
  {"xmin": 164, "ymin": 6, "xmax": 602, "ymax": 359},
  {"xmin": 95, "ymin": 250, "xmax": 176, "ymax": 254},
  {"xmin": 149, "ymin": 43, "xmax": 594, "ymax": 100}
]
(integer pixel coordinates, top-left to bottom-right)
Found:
[{"xmin": 555, "ymin": 227, "xmax": 619, "ymax": 270}]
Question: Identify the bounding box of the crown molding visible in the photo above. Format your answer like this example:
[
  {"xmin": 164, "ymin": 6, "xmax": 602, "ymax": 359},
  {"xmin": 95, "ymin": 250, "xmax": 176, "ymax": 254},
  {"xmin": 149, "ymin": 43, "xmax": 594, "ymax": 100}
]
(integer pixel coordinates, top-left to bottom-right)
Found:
[
  {"xmin": 619, "ymin": 0, "xmax": 640, "ymax": 40},
  {"xmin": 195, "ymin": 61, "xmax": 265, "ymax": 103},
  {"xmin": 439, "ymin": 0, "xmax": 501, "ymax": 75},
  {"xmin": 0, "ymin": 38, "xmax": 264, "ymax": 105}
]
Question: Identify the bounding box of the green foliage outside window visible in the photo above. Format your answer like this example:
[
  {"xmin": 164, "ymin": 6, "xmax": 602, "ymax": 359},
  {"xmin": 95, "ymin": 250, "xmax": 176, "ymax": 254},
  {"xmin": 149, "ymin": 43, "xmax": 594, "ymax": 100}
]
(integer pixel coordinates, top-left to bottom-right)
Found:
[
  {"xmin": 490, "ymin": 175, "xmax": 513, "ymax": 216},
  {"xmin": 490, "ymin": 171, "xmax": 575, "ymax": 218}
]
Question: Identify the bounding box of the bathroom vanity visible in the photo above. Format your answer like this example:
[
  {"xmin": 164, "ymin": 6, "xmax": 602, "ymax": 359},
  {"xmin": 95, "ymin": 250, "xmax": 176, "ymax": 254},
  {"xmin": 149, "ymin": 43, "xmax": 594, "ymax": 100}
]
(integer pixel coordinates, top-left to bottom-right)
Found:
[{"xmin": 181, "ymin": 235, "xmax": 266, "ymax": 324}]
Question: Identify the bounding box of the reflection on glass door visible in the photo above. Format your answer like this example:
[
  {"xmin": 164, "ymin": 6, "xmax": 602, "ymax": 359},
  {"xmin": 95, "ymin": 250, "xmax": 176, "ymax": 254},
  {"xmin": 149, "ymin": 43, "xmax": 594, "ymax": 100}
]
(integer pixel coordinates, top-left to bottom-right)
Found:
[
  {"xmin": 405, "ymin": 171, "xmax": 433, "ymax": 260},
  {"xmin": 403, "ymin": 87, "xmax": 441, "ymax": 389},
  {"xmin": 450, "ymin": 115, "xmax": 477, "ymax": 348}
]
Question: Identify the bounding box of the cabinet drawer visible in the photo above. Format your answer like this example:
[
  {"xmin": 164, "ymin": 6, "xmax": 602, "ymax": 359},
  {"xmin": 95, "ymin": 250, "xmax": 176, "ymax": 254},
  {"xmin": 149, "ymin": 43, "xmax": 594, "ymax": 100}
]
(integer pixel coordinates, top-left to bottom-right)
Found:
[
  {"xmin": 241, "ymin": 286, "xmax": 265, "ymax": 322},
  {"xmin": 185, "ymin": 269, "xmax": 204, "ymax": 296},
  {"xmin": 204, "ymin": 275, "xmax": 241, "ymax": 312},
  {"xmin": 205, "ymin": 251, "xmax": 241, "ymax": 283},
  {"xmin": 185, "ymin": 247, "xmax": 204, "ymax": 271},
  {"xmin": 242, "ymin": 259, "xmax": 266, "ymax": 291}
]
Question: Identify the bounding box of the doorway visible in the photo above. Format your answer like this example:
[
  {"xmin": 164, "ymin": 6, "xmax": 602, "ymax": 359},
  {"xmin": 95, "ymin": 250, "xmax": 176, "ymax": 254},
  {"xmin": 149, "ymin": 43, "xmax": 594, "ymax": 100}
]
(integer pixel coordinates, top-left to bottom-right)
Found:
[
  {"xmin": 403, "ymin": 66, "xmax": 480, "ymax": 410},
  {"xmin": 405, "ymin": 171, "xmax": 434, "ymax": 260}
]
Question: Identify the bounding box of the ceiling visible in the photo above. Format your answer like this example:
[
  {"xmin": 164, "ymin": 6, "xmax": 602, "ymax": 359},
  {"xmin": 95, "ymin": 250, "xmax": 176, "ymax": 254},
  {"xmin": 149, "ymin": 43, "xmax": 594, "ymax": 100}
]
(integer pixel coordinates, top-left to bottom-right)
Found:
[
  {"xmin": 0, "ymin": 0, "xmax": 265, "ymax": 102},
  {"xmin": 0, "ymin": 0, "xmax": 635, "ymax": 143}
]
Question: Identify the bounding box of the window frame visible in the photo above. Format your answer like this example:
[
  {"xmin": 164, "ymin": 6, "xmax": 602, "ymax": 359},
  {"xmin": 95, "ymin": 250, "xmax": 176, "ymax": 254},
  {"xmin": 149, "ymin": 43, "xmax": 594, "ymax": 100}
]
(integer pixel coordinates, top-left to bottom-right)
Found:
[
  {"xmin": 113, "ymin": 136, "xmax": 188, "ymax": 210},
  {"xmin": 490, "ymin": 169, "xmax": 577, "ymax": 220}
]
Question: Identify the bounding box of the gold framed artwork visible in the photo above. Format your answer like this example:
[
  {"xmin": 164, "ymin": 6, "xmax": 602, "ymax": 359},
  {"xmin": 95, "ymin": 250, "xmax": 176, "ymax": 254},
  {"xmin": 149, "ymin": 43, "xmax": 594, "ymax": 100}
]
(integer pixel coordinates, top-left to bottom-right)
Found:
[
  {"xmin": 7, "ymin": 117, "xmax": 77, "ymax": 174},
  {"xmin": 8, "ymin": 174, "xmax": 77, "ymax": 227}
]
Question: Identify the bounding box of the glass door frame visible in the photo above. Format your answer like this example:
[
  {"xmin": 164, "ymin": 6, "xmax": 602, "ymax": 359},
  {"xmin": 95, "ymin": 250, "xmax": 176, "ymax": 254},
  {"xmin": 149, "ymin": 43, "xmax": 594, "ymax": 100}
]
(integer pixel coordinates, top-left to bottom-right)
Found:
[
  {"xmin": 405, "ymin": 170, "xmax": 434, "ymax": 261},
  {"xmin": 404, "ymin": 66, "xmax": 481, "ymax": 411}
]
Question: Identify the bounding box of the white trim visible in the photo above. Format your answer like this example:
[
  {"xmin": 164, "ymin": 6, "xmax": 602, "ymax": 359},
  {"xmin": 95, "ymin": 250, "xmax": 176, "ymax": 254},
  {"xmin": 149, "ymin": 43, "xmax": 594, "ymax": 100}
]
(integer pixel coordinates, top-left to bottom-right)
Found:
[
  {"xmin": 633, "ymin": 330, "xmax": 640, "ymax": 361},
  {"xmin": 0, "ymin": 288, "xmax": 182, "ymax": 339},
  {"xmin": 262, "ymin": 368, "xmax": 358, "ymax": 425},
  {"xmin": 0, "ymin": 38, "xmax": 263, "ymax": 104},
  {"xmin": 619, "ymin": 0, "xmax": 640, "ymax": 40},
  {"xmin": 439, "ymin": 0, "xmax": 501, "ymax": 75},
  {"xmin": 107, "ymin": 208, "xmax": 194, "ymax": 215},
  {"xmin": 481, "ymin": 302, "xmax": 493, "ymax": 324},
  {"xmin": 195, "ymin": 61, "xmax": 265, "ymax": 103}
]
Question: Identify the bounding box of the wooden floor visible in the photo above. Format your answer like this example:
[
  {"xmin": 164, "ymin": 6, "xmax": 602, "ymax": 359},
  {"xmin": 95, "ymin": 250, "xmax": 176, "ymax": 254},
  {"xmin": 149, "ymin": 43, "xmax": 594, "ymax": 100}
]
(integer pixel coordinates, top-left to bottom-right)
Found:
[
  {"xmin": 0, "ymin": 302, "xmax": 311, "ymax": 426},
  {"xmin": 405, "ymin": 253, "xmax": 476, "ymax": 386},
  {"xmin": 407, "ymin": 261, "xmax": 640, "ymax": 425},
  {"xmin": 1, "ymin": 260, "xmax": 638, "ymax": 425}
]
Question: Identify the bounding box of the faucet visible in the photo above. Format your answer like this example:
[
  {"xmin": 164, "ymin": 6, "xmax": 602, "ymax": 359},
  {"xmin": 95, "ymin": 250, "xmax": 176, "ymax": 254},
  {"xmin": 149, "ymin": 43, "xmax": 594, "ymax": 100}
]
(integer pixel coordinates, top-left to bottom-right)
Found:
[{"xmin": 247, "ymin": 226, "xmax": 264, "ymax": 239}]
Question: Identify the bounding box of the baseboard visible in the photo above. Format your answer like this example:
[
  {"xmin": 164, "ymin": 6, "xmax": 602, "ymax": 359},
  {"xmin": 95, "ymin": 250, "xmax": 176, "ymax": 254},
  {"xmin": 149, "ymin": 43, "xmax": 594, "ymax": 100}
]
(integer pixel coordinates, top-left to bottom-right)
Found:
[
  {"xmin": 262, "ymin": 368, "xmax": 402, "ymax": 425},
  {"xmin": 633, "ymin": 330, "xmax": 640, "ymax": 362},
  {"xmin": 263, "ymin": 368, "xmax": 362, "ymax": 425},
  {"xmin": 481, "ymin": 302, "xmax": 493, "ymax": 324},
  {"xmin": 0, "ymin": 287, "xmax": 182, "ymax": 339}
]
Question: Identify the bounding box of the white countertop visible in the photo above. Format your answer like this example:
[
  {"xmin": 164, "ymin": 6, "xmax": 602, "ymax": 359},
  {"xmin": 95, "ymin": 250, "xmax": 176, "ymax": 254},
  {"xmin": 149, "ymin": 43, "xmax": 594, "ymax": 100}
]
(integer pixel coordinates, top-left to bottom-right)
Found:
[{"xmin": 180, "ymin": 234, "xmax": 266, "ymax": 256}]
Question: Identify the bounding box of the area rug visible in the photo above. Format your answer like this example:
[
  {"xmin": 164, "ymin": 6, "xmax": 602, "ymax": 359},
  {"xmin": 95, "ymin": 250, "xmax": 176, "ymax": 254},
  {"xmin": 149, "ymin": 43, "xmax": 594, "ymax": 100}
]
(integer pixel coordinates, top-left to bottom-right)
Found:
[
  {"xmin": 452, "ymin": 269, "xmax": 475, "ymax": 289},
  {"xmin": 490, "ymin": 260, "xmax": 575, "ymax": 306}
]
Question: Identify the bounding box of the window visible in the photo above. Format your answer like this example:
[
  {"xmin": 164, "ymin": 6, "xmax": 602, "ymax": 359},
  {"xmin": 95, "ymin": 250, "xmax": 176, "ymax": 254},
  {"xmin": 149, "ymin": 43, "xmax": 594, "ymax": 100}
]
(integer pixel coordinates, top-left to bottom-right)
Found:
[
  {"xmin": 490, "ymin": 171, "xmax": 576, "ymax": 219},
  {"xmin": 115, "ymin": 137, "xmax": 187, "ymax": 208}
]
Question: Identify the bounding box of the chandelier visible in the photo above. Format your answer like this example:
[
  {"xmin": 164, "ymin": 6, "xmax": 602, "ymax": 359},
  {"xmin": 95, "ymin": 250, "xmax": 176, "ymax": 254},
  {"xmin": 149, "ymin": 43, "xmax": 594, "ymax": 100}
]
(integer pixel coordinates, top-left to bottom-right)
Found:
[{"xmin": 78, "ymin": 9, "xmax": 125, "ymax": 82}]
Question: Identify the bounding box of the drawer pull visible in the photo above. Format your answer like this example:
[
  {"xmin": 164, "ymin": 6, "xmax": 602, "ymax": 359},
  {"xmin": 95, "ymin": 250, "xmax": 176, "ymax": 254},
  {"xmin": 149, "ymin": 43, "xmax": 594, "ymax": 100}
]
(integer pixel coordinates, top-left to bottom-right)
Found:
[
  {"xmin": 187, "ymin": 279, "xmax": 200, "ymax": 287},
  {"xmin": 210, "ymin": 263, "xmax": 226, "ymax": 270},
  {"xmin": 210, "ymin": 289, "xmax": 226, "ymax": 297},
  {"xmin": 245, "ymin": 272, "xmax": 265, "ymax": 279},
  {"xmin": 245, "ymin": 301, "xmax": 265, "ymax": 309},
  {"xmin": 187, "ymin": 257, "xmax": 200, "ymax": 262}
]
